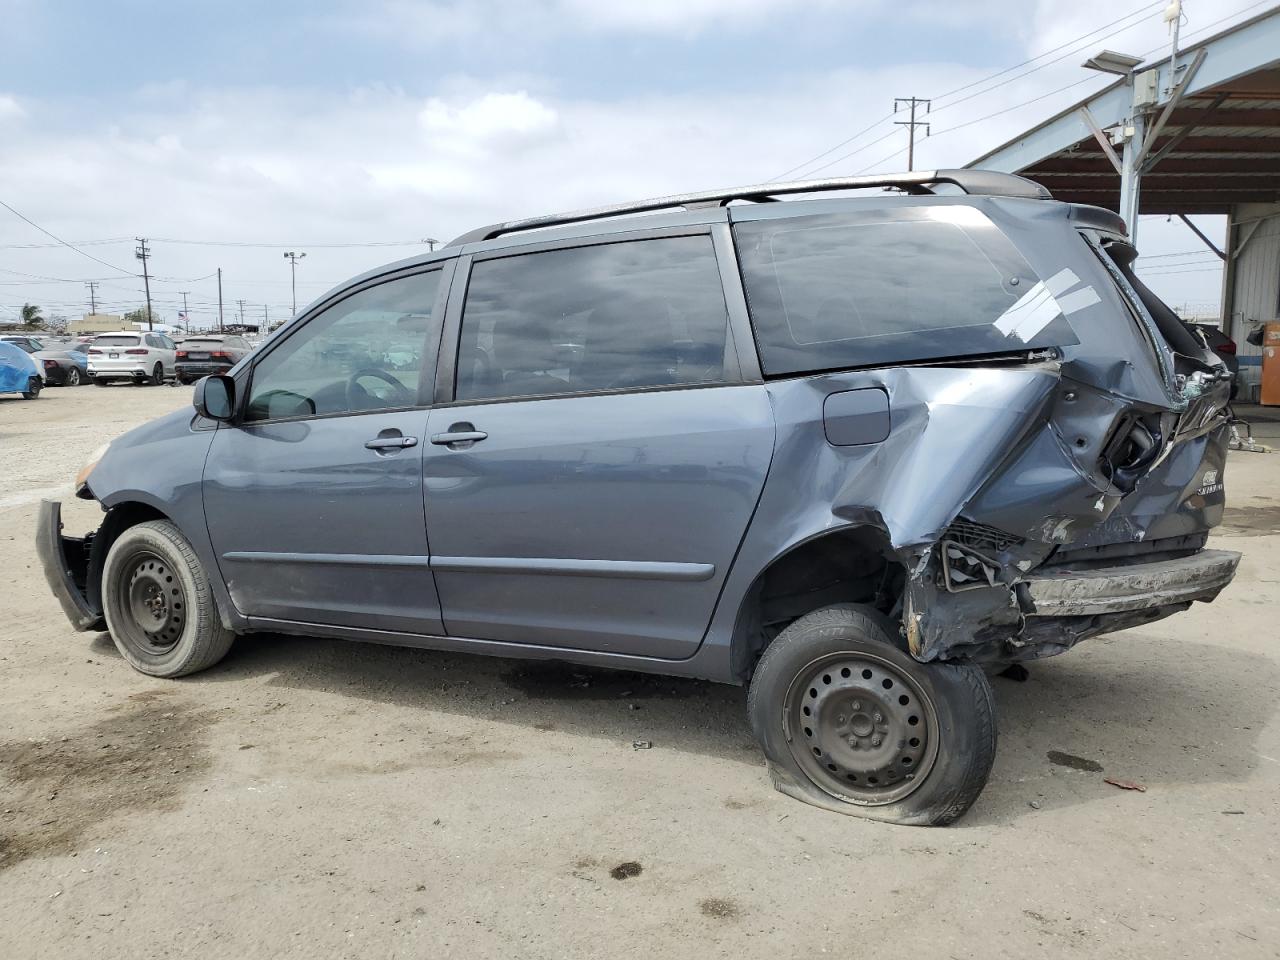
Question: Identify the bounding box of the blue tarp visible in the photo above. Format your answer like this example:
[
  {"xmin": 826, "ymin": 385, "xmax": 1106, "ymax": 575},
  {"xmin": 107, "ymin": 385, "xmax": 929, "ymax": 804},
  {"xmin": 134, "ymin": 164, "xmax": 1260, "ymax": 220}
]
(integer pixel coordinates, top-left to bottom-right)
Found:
[{"xmin": 0, "ymin": 340, "xmax": 39, "ymax": 395}]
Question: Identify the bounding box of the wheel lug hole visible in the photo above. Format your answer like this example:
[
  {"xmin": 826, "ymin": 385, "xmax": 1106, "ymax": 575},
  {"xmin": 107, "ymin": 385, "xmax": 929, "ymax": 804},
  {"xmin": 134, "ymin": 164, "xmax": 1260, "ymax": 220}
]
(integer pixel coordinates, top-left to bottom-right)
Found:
[
  {"xmin": 872, "ymin": 738, "xmax": 882, "ymax": 748},
  {"xmin": 851, "ymin": 701, "xmax": 861, "ymax": 711},
  {"xmin": 873, "ymin": 714, "xmax": 883, "ymax": 724}
]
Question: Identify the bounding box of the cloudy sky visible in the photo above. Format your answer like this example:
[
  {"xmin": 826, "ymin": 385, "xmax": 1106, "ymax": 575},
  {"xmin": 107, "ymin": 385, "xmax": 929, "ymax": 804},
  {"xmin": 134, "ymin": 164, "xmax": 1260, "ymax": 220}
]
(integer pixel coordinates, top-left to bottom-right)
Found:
[{"xmin": 0, "ymin": 0, "xmax": 1265, "ymax": 329}]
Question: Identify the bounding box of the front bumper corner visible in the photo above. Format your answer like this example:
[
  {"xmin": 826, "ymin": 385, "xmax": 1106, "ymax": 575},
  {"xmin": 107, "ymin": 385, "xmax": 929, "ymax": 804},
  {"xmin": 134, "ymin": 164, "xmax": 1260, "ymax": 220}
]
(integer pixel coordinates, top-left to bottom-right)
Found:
[{"xmin": 36, "ymin": 499, "xmax": 105, "ymax": 632}]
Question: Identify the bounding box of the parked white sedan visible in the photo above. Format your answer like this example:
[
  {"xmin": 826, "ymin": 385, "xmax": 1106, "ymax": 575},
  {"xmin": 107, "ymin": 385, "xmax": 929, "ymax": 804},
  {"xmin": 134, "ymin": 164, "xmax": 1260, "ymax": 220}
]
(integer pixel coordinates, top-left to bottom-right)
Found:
[{"xmin": 87, "ymin": 332, "xmax": 178, "ymax": 385}]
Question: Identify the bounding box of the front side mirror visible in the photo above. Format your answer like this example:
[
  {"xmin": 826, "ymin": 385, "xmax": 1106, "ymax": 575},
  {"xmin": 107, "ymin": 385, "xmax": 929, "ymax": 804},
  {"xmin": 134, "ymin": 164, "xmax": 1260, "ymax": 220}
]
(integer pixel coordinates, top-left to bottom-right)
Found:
[{"xmin": 193, "ymin": 374, "xmax": 236, "ymax": 421}]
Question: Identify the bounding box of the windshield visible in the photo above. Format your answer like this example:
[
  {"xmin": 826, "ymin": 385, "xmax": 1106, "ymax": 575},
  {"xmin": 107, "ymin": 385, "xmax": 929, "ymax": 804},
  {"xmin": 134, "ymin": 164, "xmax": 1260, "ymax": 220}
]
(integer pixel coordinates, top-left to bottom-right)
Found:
[{"xmin": 734, "ymin": 206, "xmax": 1079, "ymax": 375}]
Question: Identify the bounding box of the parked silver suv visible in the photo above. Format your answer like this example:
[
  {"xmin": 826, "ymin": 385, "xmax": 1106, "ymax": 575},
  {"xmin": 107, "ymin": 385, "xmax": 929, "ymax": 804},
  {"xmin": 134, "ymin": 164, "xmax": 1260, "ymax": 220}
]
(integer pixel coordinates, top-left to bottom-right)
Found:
[{"xmin": 38, "ymin": 171, "xmax": 1239, "ymax": 825}]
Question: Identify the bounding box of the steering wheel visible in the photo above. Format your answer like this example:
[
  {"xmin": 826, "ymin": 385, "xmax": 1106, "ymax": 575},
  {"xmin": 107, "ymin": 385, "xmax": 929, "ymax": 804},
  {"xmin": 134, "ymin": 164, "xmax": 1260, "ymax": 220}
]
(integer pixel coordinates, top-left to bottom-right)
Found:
[{"xmin": 346, "ymin": 368, "xmax": 414, "ymax": 409}]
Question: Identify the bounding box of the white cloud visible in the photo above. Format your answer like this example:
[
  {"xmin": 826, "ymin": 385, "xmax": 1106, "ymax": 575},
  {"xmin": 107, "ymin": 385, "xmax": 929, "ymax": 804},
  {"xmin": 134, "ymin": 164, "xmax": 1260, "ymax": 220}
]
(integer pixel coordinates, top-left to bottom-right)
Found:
[
  {"xmin": 0, "ymin": 94, "xmax": 24, "ymax": 121},
  {"xmin": 419, "ymin": 91, "xmax": 559, "ymax": 145}
]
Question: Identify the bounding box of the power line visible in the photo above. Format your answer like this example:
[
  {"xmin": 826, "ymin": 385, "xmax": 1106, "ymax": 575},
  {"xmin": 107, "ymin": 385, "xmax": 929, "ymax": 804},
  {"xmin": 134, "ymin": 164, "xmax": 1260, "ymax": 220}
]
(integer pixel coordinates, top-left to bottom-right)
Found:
[
  {"xmin": 0, "ymin": 199, "xmax": 137, "ymax": 276},
  {"xmin": 771, "ymin": 0, "xmax": 1270, "ymax": 182},
  {"xmin": 928, "ymin": 1, "xmax": 1278, "ymax": 144},
  {"xmin": 0, "ymin": 237, "xmax": 131, "ymax": 250},
  {"xmin": 930, "ymin": 1, "xmax": 1164, "ymax": 107},
  {"xmin": 146, "ymin": 237, "xmax": 430, "ymax": 248},
  {"xmin": 771, "ymin": 1, "xmax": 1163, "ymax": 181},
  {"xmin": 927, "ymin": 4, "xmax": 1165, "ymax": 116},
  {"xmin": 928, "ymin": 75, "xmax": 1099, "ymax": 139},
  {"xmin": 769, "ymin": 112, "xmax": 898, "ymax": 182}
]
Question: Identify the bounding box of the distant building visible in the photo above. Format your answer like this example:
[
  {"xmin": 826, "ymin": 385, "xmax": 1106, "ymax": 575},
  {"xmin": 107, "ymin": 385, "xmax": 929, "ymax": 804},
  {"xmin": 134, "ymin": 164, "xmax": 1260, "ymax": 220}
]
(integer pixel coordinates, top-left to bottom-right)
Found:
[{"xmin": 68, "ymin": 314, "xmax": 123, "ymax": 335}]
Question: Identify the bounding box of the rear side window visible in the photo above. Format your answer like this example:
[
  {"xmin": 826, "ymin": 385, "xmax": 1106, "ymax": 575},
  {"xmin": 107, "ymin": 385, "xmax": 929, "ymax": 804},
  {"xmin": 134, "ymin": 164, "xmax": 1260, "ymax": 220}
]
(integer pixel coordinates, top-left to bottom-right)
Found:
[
  {"xmin": 95, "ymin": 335, "xmax": 140, "ymax": 347},
  {"xmin": 735, "ymin": 207, "xmax": 1077, "ymax": 375},
  {"xmin": 456, "ymin": 235, "xmax": 733, "ymax": 403}
]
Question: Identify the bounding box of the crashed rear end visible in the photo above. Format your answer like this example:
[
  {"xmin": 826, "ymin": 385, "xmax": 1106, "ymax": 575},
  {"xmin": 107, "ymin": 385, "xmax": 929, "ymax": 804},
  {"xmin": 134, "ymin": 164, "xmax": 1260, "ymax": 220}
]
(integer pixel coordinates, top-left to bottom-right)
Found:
[{"xmin": 733, "ymin": 194, "xmax": 1240, "ymax": 664}]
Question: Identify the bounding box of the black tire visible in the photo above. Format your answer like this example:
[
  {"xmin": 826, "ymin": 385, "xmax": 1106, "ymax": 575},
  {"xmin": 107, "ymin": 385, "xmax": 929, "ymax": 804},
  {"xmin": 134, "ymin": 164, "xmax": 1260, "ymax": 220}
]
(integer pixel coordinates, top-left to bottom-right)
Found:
[
  {"xmin": 747, "ymin": 603, "xmax": 996, "ymax": 827},
  {"xmin": 101, "ymin": 519, "xmax": 235, "ymax": 678},
  {"xmin": 65, "ymin": 367, "xmax": 82, "ymax": 386},
  {"xmin": 149, "ymin": 362, "xmax": 164, "ymax": 385},
  {"xmin": 21, "ymin": 377, "xmax": 41, "ymax": 400}
]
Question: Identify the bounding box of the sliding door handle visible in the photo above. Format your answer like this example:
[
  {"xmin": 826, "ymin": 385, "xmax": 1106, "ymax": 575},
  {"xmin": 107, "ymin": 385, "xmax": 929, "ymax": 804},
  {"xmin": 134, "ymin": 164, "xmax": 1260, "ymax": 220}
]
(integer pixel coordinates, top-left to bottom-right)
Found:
[{"xmin": 429, "ymin": 430, "xmax": 488, "ymax": 445}]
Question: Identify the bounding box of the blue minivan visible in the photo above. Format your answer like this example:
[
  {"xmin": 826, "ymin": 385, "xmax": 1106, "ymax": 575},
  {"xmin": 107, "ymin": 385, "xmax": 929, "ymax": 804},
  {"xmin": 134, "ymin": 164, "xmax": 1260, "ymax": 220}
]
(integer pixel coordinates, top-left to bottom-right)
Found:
[{"xmin": 39, "ymin": 171, "xmax": 1239, "ymax": 824}]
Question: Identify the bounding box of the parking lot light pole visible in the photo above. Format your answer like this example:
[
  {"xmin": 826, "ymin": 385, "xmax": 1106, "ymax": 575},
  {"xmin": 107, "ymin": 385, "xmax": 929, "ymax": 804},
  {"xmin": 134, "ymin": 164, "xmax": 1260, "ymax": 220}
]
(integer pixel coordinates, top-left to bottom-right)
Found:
[{"xmin": 283, "ymin": 251, "xmax": 306, "ymax": 316}]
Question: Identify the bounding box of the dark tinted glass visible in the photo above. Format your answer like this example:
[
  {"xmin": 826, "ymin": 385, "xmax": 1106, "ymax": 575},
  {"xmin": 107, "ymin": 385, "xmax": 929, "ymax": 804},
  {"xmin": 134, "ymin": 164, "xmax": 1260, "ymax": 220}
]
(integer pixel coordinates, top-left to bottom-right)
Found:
[
  {"xmin": 245, "ymin": 270, "xmax": 442, "ymax": 421},
  {"xmin": 735, "ymin": 208, "xmax": 1077, "ymax": 375},
  {"xmin": 456, "ymin": 235, "xmax": 732, "ymax": 402}
]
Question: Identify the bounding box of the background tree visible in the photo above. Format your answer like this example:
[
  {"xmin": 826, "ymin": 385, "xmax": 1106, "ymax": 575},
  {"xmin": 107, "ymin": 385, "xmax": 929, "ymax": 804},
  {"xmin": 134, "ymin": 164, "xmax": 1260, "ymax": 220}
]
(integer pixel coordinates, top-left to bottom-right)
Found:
[
  {"xmin": 121, "ymin": 306, "xmax": 157, "ymax": 328},
  {"xmin": 20, "ymin": 303, "xmax": 43, "ymax": 329}
]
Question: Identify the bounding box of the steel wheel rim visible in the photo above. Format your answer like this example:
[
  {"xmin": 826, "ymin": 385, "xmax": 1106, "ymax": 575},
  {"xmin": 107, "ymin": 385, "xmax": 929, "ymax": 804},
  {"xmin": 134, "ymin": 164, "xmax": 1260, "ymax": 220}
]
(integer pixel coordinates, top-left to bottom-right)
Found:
[
  {"xmin": 67, "ymin": 368, "xmax": 80, "ymax": 386},
  {"xmin": 784, "ymin": 649, "xmax": 941, "ymax": 806},
  {"xmin": 117, "ymin": 551, "xmax": 186, "ymax": 655}
]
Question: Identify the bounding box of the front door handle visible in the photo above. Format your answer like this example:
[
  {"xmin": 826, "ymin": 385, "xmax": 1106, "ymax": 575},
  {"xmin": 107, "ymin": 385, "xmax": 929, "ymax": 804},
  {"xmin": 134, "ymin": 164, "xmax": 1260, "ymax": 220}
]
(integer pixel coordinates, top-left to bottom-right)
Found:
[
  {"xmin": 430, "ymin": 422, "xmax": 488, "ymax": 447},
  {"xmin": 365, "ymin": 435, "xmax": 419, "ymax": 450}
]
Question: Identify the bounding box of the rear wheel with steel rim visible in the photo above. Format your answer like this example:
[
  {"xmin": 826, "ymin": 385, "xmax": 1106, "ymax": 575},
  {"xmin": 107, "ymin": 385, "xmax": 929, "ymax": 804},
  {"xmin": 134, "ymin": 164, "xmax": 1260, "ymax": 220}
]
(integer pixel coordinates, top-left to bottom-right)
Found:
[
  {"xmin": 101, "ymin": 519, "xmax": 235, "ymax": 678},
  {"xmin": 748, "ymin": 603, "xmax": 996, "ymax": 826},
  {"xmin": 65, "ymin": 367, "xmax": 81, "ymax": 386},
  {"xmin": 786, "ymin": 649, "xmax": 940, "ymax": 805}
]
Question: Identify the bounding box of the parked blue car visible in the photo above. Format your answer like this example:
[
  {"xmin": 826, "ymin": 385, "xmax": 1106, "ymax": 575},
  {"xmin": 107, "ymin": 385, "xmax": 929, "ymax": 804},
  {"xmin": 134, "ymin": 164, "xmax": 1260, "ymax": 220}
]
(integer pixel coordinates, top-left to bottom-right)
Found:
[
  {"xmin": 38, "ymin": 171, "xmax": 1240, "ymax": 825},
  {"xmin": 0, "ymin": 340, "xmax": 42, "ymax": 398}
]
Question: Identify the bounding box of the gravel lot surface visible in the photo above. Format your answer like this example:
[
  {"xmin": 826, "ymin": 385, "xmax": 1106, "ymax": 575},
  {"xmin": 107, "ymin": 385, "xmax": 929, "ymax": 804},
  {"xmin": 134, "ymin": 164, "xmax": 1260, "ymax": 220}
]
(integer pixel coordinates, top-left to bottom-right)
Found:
[{"xmin": 2, "ymin": 384, "xmax": 1278, "ymax": 959}]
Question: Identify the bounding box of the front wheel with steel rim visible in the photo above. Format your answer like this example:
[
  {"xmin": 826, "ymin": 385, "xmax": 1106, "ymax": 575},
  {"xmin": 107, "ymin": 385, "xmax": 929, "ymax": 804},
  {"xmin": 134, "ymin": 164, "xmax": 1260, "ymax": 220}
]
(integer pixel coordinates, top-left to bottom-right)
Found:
[
  {"xmin": 748, "ymin": 603, "xmax": 996, "ymax": 827},
  {"xmin": 101, "ymin": 519, "xmax": 235, "ymax": 678}
]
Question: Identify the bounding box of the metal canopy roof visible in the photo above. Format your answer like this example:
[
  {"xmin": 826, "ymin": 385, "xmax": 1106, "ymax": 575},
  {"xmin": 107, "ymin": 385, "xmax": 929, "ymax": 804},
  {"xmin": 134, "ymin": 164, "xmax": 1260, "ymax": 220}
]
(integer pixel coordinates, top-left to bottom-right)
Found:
[{"xmin": 968, "ymin": 7, "xmax": 1280, "ymax": 215}]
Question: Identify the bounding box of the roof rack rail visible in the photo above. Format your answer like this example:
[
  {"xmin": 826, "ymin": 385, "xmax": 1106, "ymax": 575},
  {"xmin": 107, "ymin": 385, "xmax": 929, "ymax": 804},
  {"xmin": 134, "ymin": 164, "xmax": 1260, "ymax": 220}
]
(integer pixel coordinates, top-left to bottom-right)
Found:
[{"xmin": 446, "ymin": 169, "xmax": 1051, "ymax": 247}]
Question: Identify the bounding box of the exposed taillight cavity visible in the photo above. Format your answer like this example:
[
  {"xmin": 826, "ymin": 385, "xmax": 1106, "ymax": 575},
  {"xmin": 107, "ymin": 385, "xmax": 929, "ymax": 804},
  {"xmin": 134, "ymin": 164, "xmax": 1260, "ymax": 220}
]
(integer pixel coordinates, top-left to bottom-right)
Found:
[
  {"xmin": 1218, "ymin": 339, "xmax": 1237, "ymax": 355},
  {"xmin": 1100, "ymin": 413, "xmax": 1162, "ymax": 493},
  {"xmin": 42, "ymin": 359, "xmax": 58, "ymax": 368},
  {"xmin": 124, "ymin": 348, "xmax": 148, "ymax": 355}
]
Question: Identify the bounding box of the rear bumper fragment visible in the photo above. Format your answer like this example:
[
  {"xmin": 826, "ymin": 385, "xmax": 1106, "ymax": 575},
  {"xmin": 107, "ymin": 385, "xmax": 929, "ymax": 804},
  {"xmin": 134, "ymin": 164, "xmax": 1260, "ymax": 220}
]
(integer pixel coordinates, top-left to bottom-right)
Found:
[
  {"xmin": 36, "ymin": 499, "xmax": 105, "ymax": 632},
  {"xmin": 1022, "ymin": 548, "xmax": 1240, "ymax": 617}
]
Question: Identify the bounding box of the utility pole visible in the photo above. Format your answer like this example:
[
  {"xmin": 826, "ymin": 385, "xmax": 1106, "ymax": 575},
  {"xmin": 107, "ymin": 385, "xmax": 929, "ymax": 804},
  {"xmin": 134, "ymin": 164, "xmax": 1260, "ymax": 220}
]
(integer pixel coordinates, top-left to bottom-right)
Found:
[
  {"xmin": 423, "ymin": 238, "xmax": 439, "ymax": 252},
  {"xmin": 217, "ymin": 268, "xmax": 224, "ymax": 334},
  {"xmin": 263, "ymin": 304, "xmax": 268, "ymax": 332},
  {"xmin": 84, "ymin": 280, "xmax": 98, "ymax": 315},
  {"xmin": 135, "ymin": 238, "xmax": 154, "ymax": 330},
  {"xmin": 180, "ymin": 291, "xmax": 190, "ymax": 332},
  {"xmin": 236, "ymin": 299, "xmax": 246, "ymax": 328},
  {"xmin": 893, "ymin": 97, "xmax": 931, "ymax": 171},
  {"xmin": 283, "ymin": 251, "xmax": 306, "ymax": 315}
]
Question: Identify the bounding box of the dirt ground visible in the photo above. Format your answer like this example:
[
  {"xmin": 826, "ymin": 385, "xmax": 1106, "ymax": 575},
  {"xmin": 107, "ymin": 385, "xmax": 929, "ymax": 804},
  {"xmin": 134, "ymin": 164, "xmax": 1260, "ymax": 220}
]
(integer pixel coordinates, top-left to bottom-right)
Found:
[{"xmin": 1, "ymin": 384, "xmax": 1278, "ymax": 960}]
